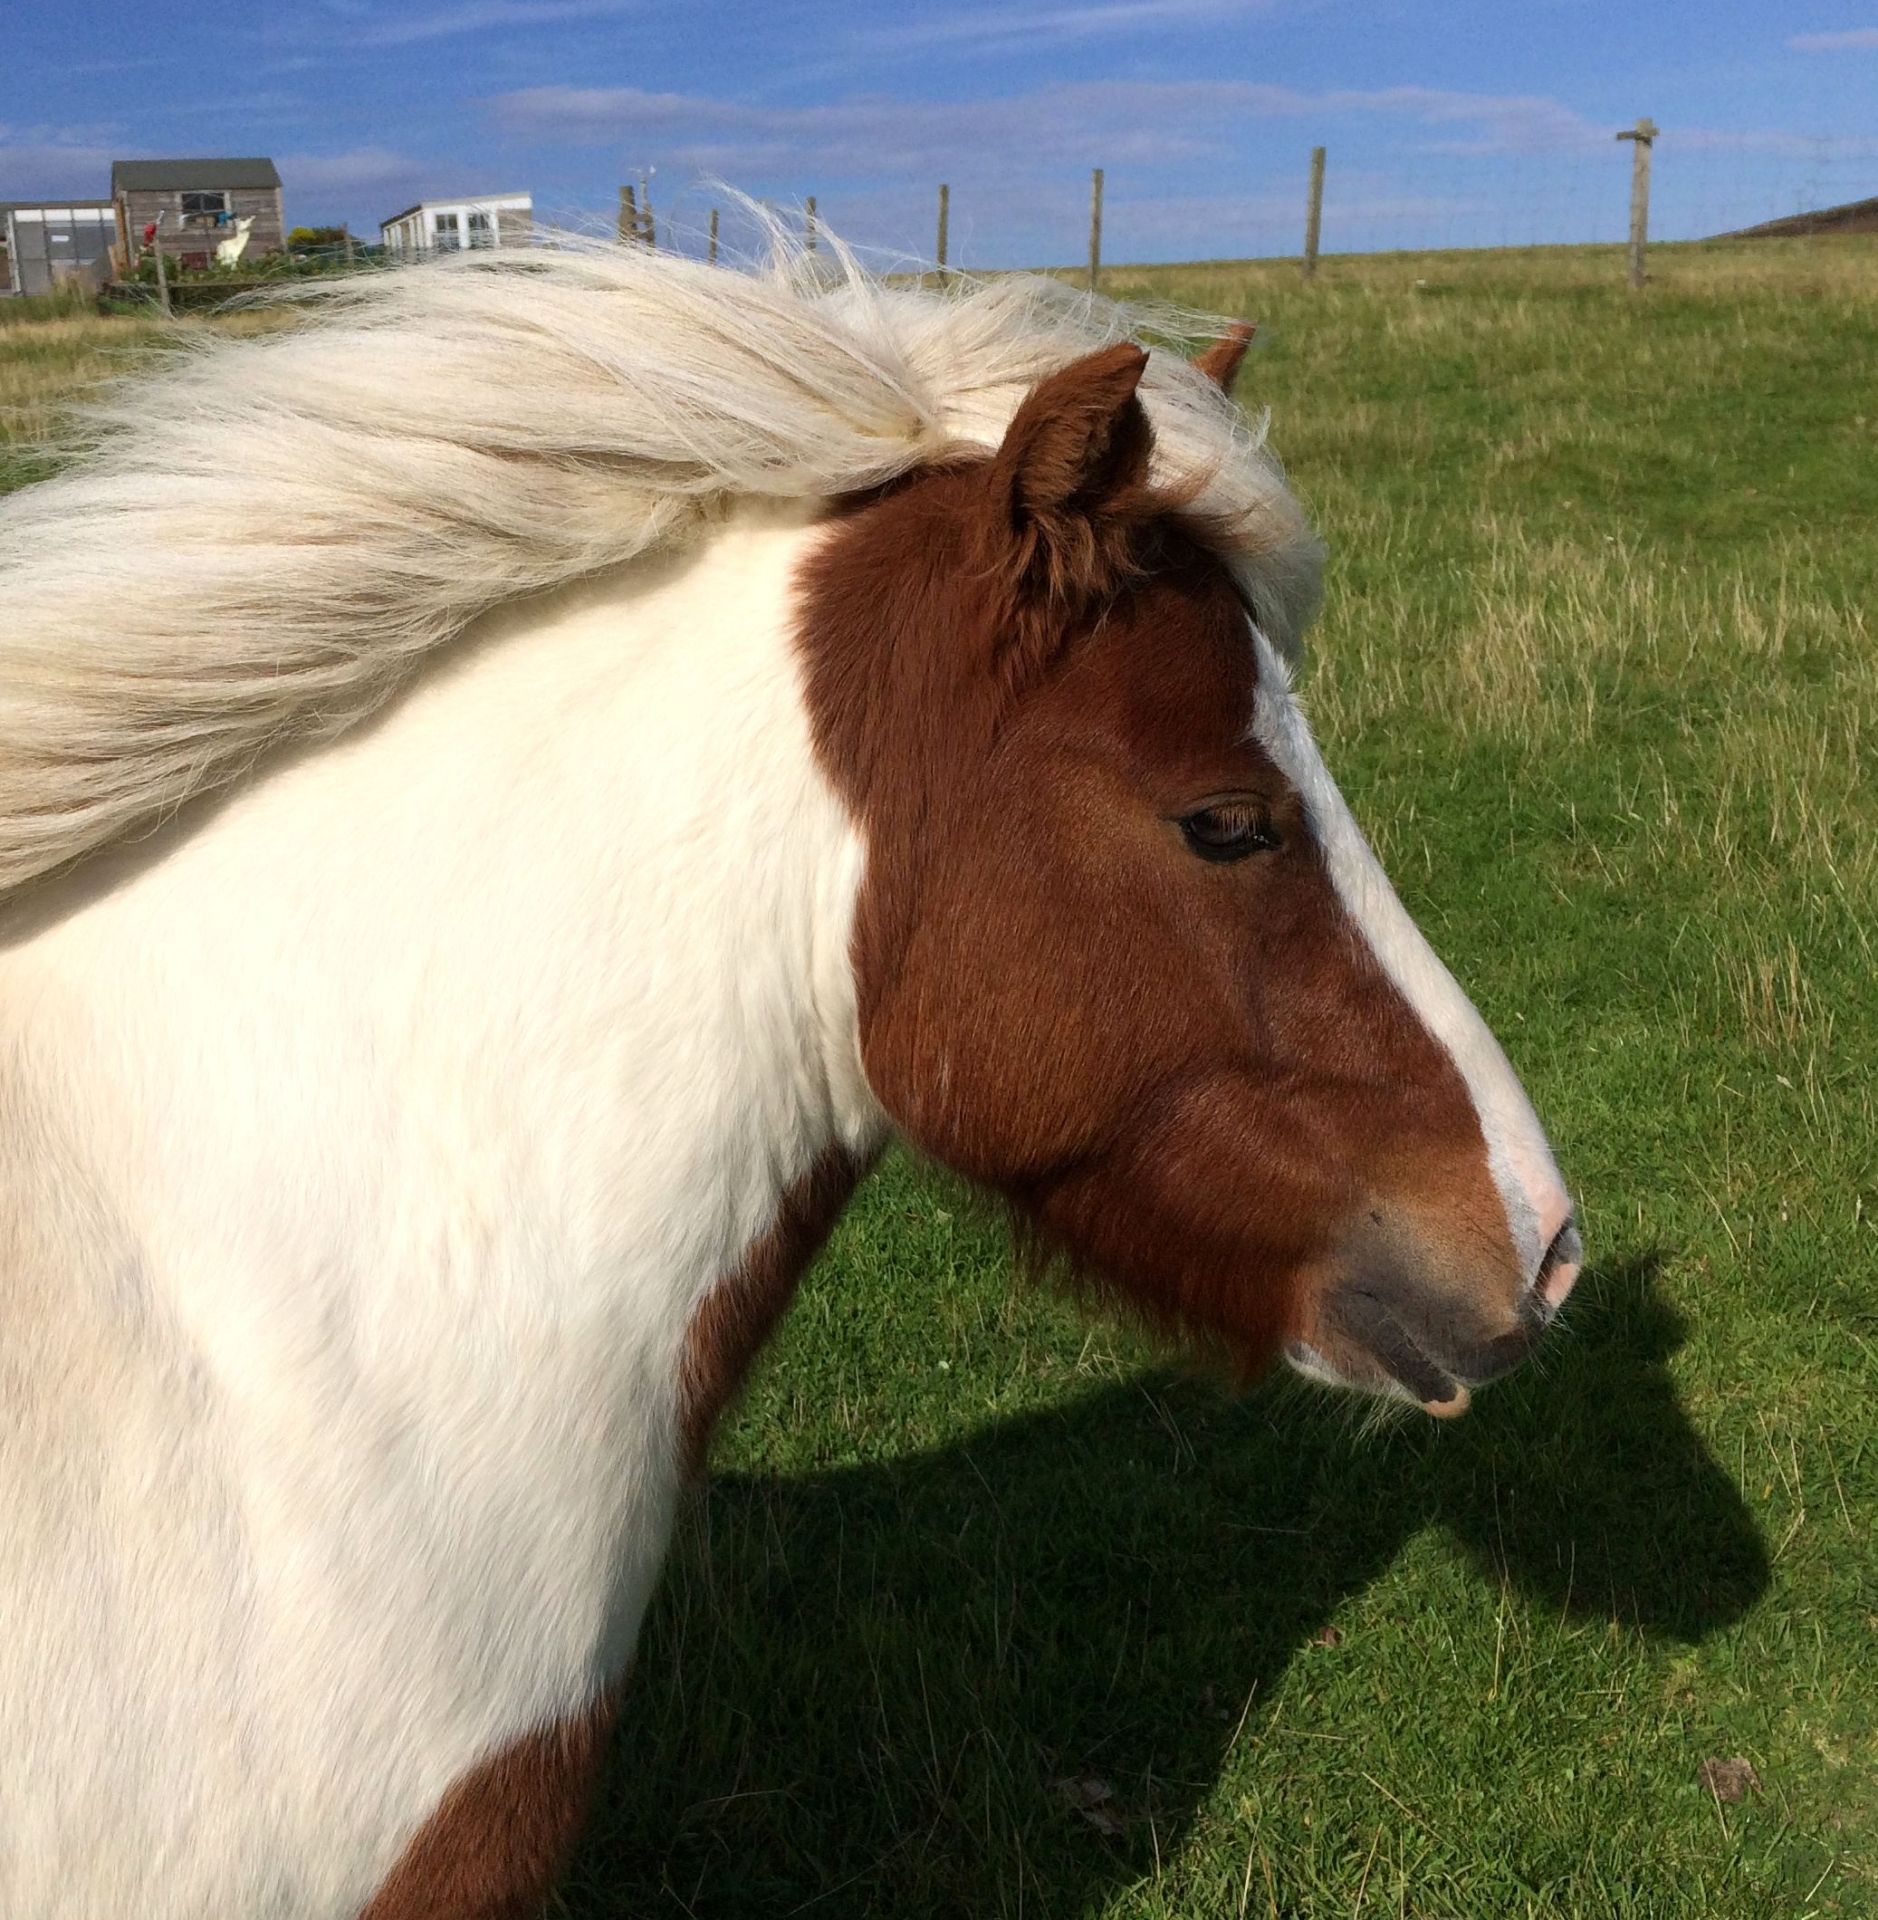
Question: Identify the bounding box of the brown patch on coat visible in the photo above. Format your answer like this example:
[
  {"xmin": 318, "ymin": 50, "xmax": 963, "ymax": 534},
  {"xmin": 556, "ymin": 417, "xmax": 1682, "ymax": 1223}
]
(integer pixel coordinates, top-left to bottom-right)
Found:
[
  {"xmin": 678, "ymin": 1148, "xmax": 864, "ymax": 1473},
  {"xmin": 357, "ymin": 1154, "xmax": 866, "ymax": 1919},
  {"xmin": 360, "ymin": 1692, "xmax": 618, "ymax": 1920},
  {"xmin": 792, "ymin": 345, "xmax": 1525, "ymax": 1383}
]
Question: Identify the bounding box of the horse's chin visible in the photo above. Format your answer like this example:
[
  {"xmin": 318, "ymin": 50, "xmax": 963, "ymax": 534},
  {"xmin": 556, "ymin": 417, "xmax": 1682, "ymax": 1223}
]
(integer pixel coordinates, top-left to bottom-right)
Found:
[{"xmin": 1282, "ymin": 1338, "xmax": 1474, "ymax": 1420}]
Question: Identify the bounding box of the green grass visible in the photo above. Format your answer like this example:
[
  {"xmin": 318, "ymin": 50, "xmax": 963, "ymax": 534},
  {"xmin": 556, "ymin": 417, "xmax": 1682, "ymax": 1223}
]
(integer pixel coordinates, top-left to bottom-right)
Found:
[{"xmin": 4, "ymin": 236, "xmax": 1873, "ymax": 1917}]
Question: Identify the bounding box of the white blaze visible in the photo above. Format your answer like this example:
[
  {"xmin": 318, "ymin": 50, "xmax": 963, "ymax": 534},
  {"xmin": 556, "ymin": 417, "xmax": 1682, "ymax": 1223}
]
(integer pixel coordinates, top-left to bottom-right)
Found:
[{"xmin": 1248, "ymin": 631, "xmax": 1572, "ymax": 1278}]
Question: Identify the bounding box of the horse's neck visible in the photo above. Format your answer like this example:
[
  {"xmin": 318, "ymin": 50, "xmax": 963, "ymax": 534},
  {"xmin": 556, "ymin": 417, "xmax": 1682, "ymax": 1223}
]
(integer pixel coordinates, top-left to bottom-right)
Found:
[{"xmin": 2, "ymin": 499, "xmax": 882, "ymax": 1424}]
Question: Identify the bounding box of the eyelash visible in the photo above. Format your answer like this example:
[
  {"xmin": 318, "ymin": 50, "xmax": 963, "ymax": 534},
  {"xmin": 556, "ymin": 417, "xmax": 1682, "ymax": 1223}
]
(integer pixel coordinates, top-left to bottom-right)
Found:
[{"xmin": 1177, "ymin": 802, "xmax": 1283, "ymax": 863}]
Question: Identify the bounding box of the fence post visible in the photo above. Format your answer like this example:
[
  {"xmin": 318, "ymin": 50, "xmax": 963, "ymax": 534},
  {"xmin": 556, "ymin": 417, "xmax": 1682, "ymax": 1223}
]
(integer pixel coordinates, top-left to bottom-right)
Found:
[
  {"xmin": 936, "ymin": 183, "xmax": 949, "ymax": 271},
  {"xmin": 151, "ymin": 210, "xmax": 171, "ymax": 316},
  {"xmin": 1302, "ymin": 145, "xmax": 1326, "ymax": 278},
  {"xmin": 1616, "ymin": 118, "xmax": 1657, "ymax": 289},
  {"xmin": 618, "ymin": 185, "xmax": 638, "ymax": 245},
  {"xmin": 1087, "ymin": 167, "xmax": 1104, "ymax": 293},
  {"xmin": 805, "ymin": 195, "xmax": 817, "ymax": 252},
  {"xmin": 708, "ymin": 206, "xmax": 719, "ymax": 265}
]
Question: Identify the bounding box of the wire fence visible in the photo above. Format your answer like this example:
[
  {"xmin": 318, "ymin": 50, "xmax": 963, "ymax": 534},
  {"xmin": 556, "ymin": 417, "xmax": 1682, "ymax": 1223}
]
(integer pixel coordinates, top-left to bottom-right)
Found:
[{"xmin": 575, "ymin": 132, "xmax": 1877, "ymax": 284}]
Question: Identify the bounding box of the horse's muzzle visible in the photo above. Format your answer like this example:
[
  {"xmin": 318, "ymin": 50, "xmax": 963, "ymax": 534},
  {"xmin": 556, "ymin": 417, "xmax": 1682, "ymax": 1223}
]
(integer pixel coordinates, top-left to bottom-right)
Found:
[{"xmin": 1288, "ymin": 1217, "xmax": 1583, "ymax": 1417}]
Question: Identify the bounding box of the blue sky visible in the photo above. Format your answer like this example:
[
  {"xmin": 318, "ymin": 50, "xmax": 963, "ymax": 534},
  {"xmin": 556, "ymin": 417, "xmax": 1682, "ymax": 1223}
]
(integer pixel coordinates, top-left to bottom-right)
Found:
[{"xmin": 7, "ymin": 1, "xmax": 1877, "ymax": 263}]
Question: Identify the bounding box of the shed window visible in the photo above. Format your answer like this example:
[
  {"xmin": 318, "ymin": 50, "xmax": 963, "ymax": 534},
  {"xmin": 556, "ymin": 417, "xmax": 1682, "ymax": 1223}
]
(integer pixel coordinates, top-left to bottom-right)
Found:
[
  {"xmin": 467, "ymin": 210, "xmax": 494, "ymax": 248},
  {"xmin": 432, "ymin": 212, "xmax": 462, "ymax": 250},
  {"xmin": 180, "ymin": 190, "xmax": 230, "ymax": 225}
]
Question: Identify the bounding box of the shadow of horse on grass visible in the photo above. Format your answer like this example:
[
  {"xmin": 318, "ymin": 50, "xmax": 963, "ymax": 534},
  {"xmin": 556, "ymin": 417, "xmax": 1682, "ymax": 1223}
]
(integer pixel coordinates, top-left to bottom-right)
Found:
[{"xmin": 565, "ymin": 1256, "xmax": 1765, "ymax": 1918}]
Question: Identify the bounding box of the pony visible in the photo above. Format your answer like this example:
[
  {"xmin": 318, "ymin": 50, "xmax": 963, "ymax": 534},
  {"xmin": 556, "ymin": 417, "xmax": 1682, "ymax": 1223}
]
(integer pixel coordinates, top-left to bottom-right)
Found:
[{"xmin": 0, "ymin": 227, "xmax": 1579, "ymax": 1918}]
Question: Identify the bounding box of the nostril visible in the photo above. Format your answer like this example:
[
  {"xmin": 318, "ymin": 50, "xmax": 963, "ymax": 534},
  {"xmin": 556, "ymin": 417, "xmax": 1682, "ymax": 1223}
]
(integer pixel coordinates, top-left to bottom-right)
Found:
[{"xmin": 1532, "ymin": 1216, "xmax": 1583, "ymax": 1315}]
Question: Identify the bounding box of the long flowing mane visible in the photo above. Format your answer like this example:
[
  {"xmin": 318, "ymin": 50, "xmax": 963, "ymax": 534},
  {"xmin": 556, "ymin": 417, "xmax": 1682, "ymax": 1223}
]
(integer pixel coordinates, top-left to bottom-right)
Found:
[{"xmin": 0, "ymin": 223, "xmax": 1321, "ymax": 898}]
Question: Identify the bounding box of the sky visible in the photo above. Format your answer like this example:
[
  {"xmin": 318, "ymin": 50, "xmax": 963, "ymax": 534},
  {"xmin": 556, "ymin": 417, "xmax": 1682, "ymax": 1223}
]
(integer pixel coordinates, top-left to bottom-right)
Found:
[{"xmin": 6, "ymin": 1, "xmax": 1877, "ymax": 265}]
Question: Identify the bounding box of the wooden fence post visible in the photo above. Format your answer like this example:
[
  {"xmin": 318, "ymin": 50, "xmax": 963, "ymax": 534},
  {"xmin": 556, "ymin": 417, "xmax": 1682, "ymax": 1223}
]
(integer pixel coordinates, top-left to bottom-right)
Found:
[
  {"xmin": 708, "ymin": 206, "xmax": 719, "ymax": 265},
  {"xmin": 1616, "ymin": 118, "xmax": 1657, "ymax": 290},
  {"xmin": 1302, "ymin": 145, "xmax": 1326, "ymax": 278},
  {"xmin": 618, "ymin": 185, "xmax": 638, "ymax": 245},
  {"xmin": 152, "ymin": 211, "xmax": 171, "ymax": 316},
  {"xmin": 936, "ymin": 183, "xmax": 949, "ymax": 270},
  {"xmin": 1087, "ymin": 167, "xmax": 1103, "ymax": 293}
]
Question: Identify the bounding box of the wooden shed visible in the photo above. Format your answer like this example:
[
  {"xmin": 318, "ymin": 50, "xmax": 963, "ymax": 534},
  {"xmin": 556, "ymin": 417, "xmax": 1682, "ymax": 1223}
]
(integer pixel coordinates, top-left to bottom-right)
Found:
[{"xmin": 112, "ymin": 157, "xmax": 285, "ymax": 271}]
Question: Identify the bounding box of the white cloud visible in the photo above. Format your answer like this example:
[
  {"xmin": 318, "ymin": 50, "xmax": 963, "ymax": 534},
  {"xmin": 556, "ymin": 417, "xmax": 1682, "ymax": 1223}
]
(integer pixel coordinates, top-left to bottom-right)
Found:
[
  {"xmin": 1323, "ymin": 85, "xmax": 1609, "ymax": 154},
  {"xmin": 0, "ymin": 126, "xmax": 119, "ymax": 201},
  {"xmin": 1787, "ymin": 26, "xmax": 1878, "ymax": 50},
  {"xmin": 488, "ymin": 77, "xmax": 1620, "ymax": 180},
  {"xmin": 853, "ymin": 0, "xmax": 1273, "ymax": 53},
  {"xmin": 276, "ymin": 146, "xmax": 494, "ymax": 222},
  {"xmin": 278, "ymin": 146, "xmax": 424, "ymax": 192},
  {"xmin": 490, "ymin": 82, "xmax": 1226, "ymax": 175},
  {"xmin": 318, "ymin": 0, "xmax": 637, "ymax": 48}
]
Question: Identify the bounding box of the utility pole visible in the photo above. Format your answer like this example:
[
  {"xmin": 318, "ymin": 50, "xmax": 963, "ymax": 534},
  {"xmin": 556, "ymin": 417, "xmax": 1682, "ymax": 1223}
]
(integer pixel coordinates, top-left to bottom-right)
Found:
[
  {"xmin": 936, "ymin": 183, "xmax": 949, "ymax": 271},
  {"xmin": 1087, "ymin": 167, "xmax": 1103, "ymax": 293},
  {"xmin": 618, "ymin": 185, "xmax": 638, "ymax": 245},
  {"xmin": 708, "ymin": 206, "xmax": 719, "ymax": 265},
  {"xmin": 1302, "ymin": 145, "xmax": 1326, "ymax": 278},
  {"xmin": 1616, "ymin": 118, "xmax": 1657, "ymax": 290},
  {"xmin": 805, "ymin": 194, "xmax": 817, "ymax": 252}
]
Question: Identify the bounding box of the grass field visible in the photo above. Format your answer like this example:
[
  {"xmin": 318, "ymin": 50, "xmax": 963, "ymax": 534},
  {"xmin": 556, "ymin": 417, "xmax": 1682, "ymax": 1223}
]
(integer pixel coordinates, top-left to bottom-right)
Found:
[{"xmin": 3, "ymin": 237, "xmax": 1873, "ymax": 1917}]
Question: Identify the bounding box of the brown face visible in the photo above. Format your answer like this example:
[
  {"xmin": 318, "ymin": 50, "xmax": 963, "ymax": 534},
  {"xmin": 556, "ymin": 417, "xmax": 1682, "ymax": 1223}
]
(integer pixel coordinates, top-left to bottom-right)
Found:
[{"xmin": 798, "ymin": 345, "xmax": 1578, "ymax": 1414}]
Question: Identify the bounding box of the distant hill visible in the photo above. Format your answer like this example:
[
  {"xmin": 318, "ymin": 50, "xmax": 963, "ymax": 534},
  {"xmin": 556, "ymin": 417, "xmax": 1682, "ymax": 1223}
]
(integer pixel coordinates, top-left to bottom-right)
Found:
[{"xmin": 1721, "ymin": 196, "xmax": 1878, "ymax": 239}]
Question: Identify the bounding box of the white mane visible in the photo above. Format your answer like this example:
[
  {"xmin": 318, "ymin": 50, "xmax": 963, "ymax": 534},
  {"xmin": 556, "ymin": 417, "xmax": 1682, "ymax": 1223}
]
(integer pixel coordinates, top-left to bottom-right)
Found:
[{"xmin": 0, "ymin": 223, "xmax": 1322, "ymax": 898}]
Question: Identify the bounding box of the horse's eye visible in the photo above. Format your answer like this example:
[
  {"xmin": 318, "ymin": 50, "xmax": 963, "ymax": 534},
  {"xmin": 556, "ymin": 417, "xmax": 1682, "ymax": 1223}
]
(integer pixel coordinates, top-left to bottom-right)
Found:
[{"xmin": 1178, "ymin": 802, "xmax": 1281, "ymax": 863}]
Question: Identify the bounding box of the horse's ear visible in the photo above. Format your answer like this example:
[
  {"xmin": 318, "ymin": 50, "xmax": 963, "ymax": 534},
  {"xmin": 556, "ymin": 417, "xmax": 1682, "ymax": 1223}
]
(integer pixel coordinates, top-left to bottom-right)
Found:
[
  {"xmin": 983, "ymin": 344, "xmax": 1155, "ymax": 672},
  {"xmin": 1194, "ymin": 321, "xmax": 1254, "ymax": 392},
  {"xmin": 993, "ymin": 342, "xmax": 1151, "ymax": 533}
]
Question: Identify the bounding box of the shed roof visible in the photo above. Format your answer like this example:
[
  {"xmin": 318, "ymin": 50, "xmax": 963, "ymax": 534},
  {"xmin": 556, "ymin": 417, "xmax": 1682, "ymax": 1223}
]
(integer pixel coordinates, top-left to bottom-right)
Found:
[{"xmin": 112, "ymin": 157, "xmax": 281, "ymax": 193}]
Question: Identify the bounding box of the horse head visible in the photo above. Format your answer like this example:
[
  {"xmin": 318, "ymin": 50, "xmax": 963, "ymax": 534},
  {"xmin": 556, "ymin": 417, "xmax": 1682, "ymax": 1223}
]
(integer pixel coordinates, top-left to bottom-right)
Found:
[{"xmin": 799, "ymin": 339, "xmax": 1579, "ymax": 1416}]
